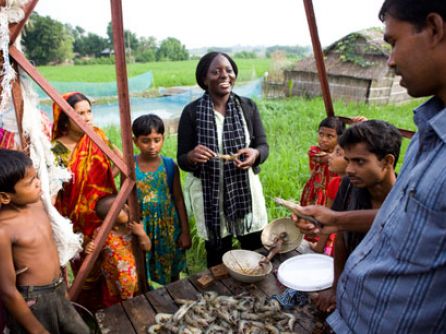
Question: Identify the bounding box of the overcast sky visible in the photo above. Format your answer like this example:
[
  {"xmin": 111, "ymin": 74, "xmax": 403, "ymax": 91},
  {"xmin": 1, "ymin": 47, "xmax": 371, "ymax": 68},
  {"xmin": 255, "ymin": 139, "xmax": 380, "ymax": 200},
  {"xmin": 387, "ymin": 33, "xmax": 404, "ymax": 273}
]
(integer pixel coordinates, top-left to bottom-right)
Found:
[{"xmin": 35, "ymin": 0, "xmax": 386, "ymax": 49}]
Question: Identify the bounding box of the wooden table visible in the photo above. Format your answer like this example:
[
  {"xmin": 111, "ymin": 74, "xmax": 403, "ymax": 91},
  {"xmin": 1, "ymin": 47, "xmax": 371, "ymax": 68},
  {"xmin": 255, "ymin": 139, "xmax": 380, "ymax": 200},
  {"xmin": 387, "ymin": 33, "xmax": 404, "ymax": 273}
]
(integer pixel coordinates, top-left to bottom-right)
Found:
[{"xmin": 95, "ymin": 249, "xmax": 328, "ymax": 333}]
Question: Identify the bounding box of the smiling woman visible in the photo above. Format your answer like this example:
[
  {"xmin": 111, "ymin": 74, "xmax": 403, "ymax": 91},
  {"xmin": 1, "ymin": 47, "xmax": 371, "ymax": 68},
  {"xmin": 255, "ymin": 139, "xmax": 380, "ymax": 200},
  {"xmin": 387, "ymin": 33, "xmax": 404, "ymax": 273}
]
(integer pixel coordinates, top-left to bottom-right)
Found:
[{"xmin": 177, "ymin": 52, "xmax": 269, "ymax": 268}]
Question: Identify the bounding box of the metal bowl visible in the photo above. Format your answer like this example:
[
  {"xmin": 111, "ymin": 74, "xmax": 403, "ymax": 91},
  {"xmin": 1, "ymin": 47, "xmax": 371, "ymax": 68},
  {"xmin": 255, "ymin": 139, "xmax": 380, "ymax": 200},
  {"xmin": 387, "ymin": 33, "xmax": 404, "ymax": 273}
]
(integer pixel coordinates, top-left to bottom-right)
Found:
[
  {"xmin": 261, "ymin": 217, "xmax": 303, "ymax": 253},
  {"xmin": 222, "ymin": 250, "xmax": 273, "ymax": 283}
]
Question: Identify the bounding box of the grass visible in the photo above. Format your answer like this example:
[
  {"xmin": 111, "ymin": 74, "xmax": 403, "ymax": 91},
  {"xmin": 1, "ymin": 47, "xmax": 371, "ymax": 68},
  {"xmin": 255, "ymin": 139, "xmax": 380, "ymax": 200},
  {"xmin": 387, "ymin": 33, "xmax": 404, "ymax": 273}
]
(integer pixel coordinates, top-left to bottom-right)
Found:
[
  {"xmin": 103, "ymin": 96, "xmax": 420, "ymax": 274},
  {"xmin": 37, "ymin": 58, "xmax": 271, "ymax": 88}
]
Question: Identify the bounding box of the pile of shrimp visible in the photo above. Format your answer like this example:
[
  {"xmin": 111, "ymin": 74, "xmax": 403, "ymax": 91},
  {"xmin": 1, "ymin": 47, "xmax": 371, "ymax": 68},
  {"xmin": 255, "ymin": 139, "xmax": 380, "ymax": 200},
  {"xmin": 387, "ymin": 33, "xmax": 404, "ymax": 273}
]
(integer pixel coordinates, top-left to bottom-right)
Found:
[{"xmin": 147, "ymin": 291, "xmax": 297, "ymax": 334}]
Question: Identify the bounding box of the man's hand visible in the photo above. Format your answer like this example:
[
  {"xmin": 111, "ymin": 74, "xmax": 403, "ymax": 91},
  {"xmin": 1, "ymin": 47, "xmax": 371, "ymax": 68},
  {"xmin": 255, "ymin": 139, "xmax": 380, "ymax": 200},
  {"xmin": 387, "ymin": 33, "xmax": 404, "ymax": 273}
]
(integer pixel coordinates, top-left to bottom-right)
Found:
[
  {"xmin": 292, "ymin": 205, "xmax": 339, "ymax": 235},
  {"xmin": 310, "ymin": 288, "xmax": 336, "ymax": 313}
]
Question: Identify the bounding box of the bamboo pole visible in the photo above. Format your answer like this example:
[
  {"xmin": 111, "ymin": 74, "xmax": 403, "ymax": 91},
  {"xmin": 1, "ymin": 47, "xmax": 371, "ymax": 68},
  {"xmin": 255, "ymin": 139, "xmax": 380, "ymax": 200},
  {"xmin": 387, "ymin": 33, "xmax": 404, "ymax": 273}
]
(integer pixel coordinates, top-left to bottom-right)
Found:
[
  {"xmin": 110, "ymin": 0, "xmax": 147, "ymax": 292},
  {"xmin": 9, "ymin": 46, "xmax": 130, "ymax": 176},
  {"xmin": 69, "ymin": 178, "xmax": 135, "ymax": 300},
  {"xmin": 303, "ymin": 0, "xmax": 334, "ymax": 117},
  {"xmin": 9, "ymin": 0, "xmax": 39, "ymax": 45}
]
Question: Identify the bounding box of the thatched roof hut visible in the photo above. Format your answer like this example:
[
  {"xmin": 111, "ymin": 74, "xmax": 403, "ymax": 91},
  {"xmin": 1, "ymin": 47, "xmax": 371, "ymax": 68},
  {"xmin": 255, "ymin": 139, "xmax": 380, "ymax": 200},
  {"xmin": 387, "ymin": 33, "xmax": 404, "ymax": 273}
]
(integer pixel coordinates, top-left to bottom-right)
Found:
[{"xmin": 282, "ymin": 27, "xmax": 411, "ymax": 104}]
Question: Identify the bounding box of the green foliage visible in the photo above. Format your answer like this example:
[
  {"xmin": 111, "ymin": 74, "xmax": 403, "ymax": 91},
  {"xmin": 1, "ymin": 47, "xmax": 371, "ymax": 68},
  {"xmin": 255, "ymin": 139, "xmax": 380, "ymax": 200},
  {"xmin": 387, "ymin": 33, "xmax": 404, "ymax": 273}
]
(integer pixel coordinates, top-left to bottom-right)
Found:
[
  {"xmin": 106, "ymin": 22, "xmax": 139, "ymax": 51},
  {"xmin": 334, "ymin": 33, "xmax": 384, "ymax": 68},
  {"xmin": 103, "ymin": 96, "xmax": 418, "ymax": 274},
  {"xmin": 207, "ymin": 47, "xmax": 232, "ymax": 54},
  {"xmin": 73, "ymin": 56, "xmax": 115, "ymax": 66},
  {"xmin": 134, "ymin": 37, "xmax": 158, "ymax": 63},
  {"xmin": 23, "ymin": 13, "xmax": 74, "ymax": 65},
  {"xmin": 265, "ymin": 45, "xmax": 310, "ymax": 59},
  {"xmin": 156, "ymin": 37, "xmax": 189, "ymax": 61},
  {"xmin": 233, "ymin": 51, "xmax": 257, "ymax": 59},
  {"xmin": 73, "ymin": 32, "xmax": 109, "ymax": 57}
]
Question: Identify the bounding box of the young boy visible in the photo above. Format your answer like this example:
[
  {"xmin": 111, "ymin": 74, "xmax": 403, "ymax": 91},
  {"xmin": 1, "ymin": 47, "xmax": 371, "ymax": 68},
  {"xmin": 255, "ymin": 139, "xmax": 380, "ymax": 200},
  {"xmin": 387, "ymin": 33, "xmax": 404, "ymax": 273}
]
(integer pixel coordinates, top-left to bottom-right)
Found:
[
  {"xmin": 86, "ymin": 195, "xmax": 151, "ymax": 306},
  {"xmin": 311, "ymin": 120, "xmax": 402, "ymax": 313},
  {"xmin": 0, "ymin": 149, "xmax": 89, "ymax": 334}
]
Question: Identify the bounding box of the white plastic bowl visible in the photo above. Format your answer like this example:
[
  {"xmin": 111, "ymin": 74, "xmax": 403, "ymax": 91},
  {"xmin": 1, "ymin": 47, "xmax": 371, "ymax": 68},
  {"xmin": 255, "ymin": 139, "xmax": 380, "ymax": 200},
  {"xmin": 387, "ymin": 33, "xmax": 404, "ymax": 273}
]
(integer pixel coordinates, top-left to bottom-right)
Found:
[
  {"xmin": 278, "ymin": 254, "xmax": 334, "ymax": 291},
  {"xmin": 222, "ymin": 249, "xmax": 272, "ymax": 283}
]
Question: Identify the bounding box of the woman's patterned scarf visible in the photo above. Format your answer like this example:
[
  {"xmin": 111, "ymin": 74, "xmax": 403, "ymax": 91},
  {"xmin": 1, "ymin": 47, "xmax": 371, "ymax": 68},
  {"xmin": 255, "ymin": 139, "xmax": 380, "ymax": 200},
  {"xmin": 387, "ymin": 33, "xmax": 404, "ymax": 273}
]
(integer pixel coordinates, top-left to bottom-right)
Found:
[{"xmin": 195, "ymin": 92, "xmax": 252, "ymax": 244}]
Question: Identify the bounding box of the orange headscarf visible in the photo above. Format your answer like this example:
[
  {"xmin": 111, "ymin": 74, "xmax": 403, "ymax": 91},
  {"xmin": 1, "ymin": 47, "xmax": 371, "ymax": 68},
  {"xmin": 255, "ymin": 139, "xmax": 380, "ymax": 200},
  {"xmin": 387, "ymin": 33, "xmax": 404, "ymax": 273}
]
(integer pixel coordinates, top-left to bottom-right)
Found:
[{"xmin": 51, "ymin": 91, "xmax": 81, "ymax": 140}]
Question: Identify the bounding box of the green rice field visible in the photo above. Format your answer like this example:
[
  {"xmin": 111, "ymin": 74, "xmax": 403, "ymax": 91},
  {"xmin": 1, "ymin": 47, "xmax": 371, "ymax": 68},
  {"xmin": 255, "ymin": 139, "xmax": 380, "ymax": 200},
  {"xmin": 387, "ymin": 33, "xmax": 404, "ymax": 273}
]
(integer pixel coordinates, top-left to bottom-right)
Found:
[{"xmin": 37, "ymin": 58, "xmax": 271, "ymax": 88}]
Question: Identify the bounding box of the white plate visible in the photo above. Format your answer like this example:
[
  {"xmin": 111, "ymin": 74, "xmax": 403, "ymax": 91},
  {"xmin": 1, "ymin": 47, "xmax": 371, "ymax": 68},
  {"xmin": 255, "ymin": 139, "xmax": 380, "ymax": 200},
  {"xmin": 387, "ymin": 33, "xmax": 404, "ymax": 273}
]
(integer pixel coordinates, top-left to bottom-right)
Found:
[{"xmin": 277, "ymin": 254, "xmax": 334, "ymax": 292}]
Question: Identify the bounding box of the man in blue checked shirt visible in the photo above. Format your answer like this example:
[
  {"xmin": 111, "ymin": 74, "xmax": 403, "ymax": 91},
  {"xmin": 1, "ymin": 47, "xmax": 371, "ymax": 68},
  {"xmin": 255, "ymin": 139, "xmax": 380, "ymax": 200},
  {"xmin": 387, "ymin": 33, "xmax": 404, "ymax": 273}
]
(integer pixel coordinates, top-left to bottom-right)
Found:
[{"xmin": 295, "ymin": 0, "xmax": 446, "ymax": 332}]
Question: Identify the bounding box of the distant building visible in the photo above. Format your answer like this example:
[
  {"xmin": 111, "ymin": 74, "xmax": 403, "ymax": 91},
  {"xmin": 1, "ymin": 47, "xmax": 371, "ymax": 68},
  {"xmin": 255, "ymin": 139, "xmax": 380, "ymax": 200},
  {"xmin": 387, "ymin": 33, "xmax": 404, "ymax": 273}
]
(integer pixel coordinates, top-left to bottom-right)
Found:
[{"xmin": 275, "ymin": 28, "xmax": 411, "ymax": 104}]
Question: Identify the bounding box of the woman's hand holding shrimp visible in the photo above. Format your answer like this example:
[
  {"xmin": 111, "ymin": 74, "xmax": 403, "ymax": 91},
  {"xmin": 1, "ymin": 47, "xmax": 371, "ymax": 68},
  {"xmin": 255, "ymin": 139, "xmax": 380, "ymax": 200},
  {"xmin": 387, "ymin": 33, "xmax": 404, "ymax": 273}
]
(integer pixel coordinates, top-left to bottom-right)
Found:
[
  {"xmin": 234, "ymin": 148, "xmax": 259, "ymax": 169},
  {"xmin": 187, "ymin": 145, "xmax": 216, "ymax": 164}
]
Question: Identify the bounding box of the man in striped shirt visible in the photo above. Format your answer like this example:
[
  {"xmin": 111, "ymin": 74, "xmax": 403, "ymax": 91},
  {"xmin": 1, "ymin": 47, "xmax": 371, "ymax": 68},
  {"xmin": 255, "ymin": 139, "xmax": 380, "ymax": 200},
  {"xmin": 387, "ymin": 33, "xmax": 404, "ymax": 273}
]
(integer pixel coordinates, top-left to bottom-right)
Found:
[{"xmin": 296, "ymin": 0, "xmax": 446, "ymax": 332}]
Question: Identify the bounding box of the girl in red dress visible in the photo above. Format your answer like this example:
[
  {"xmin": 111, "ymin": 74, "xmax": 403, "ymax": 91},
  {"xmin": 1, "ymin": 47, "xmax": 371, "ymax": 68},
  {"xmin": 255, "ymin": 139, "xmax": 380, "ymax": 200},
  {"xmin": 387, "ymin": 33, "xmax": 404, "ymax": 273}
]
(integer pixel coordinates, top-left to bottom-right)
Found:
[{"xmin": 300, "ymin": 117, "xmax": 344, "ymax": 247}]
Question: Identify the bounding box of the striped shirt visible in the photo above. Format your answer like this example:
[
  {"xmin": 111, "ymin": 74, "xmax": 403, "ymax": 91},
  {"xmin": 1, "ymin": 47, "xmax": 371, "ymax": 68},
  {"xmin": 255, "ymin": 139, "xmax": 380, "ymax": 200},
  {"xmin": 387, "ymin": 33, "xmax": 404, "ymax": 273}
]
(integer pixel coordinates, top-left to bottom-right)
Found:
[{"xmin": 328, "ymin": 97, "xmax": 446, "ymax": 333}]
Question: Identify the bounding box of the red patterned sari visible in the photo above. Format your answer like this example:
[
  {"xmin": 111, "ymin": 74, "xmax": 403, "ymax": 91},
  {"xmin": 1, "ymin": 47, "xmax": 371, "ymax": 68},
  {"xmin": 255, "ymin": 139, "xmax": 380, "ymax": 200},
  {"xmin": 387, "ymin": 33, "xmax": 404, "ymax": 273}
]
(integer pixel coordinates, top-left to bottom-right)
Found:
[
  {"xmin": 300, "ymin": 145, "xmax": 336, "ymax": 243},
  {"xmin": 51, "ymin": 92, "xmax": 116, "ymax": 310},
  {"xmin": 52, "ymin": 128, "xmax": 117, "ymax": 238}
]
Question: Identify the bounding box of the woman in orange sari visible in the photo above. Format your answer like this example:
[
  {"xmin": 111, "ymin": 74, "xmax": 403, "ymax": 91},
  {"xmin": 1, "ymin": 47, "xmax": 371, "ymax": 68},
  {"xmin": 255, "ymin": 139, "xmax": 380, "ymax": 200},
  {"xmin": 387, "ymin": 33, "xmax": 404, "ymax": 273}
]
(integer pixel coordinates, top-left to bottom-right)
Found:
[{"xmin": 52, "ymin": 92, "xmax": 118, "ymax": 310}]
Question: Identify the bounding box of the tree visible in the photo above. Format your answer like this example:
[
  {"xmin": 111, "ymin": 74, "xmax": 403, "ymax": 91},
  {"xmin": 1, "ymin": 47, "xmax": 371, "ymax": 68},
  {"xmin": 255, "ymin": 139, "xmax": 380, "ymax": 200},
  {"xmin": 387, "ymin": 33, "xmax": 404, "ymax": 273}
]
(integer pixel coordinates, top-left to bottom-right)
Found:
[
  {"xmin": 265, "ymin": 45, "xmax": 310, "ymax": 59},
  {"xmin": 23, "ymin": 12, "xmax": 74, "ymax": 65},
  {"xmin": 106, "ymin": 22, "xmax": 139, "ymax": 52},
  {"xmin": 233, "ymin": 51, "xmax": 257, "ymax": 59},
  {"xmin": 135, "ymin": 36, "xmax": 157, "ymax": 63},
  {"xmin": 74, "ymin": 33, "xmax": 109, "ymax": 57},
  {"xmin": 156, "ymin": 37, "xmax": 189, "ymax": 61}
]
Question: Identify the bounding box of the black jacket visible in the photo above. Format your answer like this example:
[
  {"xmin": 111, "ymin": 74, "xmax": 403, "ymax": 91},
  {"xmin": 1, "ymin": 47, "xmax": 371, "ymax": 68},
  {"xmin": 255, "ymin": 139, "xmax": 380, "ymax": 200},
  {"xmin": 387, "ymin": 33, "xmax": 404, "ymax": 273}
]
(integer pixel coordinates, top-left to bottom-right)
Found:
[{"xmin": 177, "ymin": 93, "xmax": 269, "ymax": 174}]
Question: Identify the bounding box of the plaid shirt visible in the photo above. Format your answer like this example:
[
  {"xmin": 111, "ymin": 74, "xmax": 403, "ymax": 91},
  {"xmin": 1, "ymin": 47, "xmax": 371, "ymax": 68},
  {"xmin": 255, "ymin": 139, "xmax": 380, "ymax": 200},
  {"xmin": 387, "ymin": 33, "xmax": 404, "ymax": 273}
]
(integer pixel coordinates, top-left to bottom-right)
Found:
[{"xmin": 328, "ymin": 97, "xmax": 446, "ymax": 333}]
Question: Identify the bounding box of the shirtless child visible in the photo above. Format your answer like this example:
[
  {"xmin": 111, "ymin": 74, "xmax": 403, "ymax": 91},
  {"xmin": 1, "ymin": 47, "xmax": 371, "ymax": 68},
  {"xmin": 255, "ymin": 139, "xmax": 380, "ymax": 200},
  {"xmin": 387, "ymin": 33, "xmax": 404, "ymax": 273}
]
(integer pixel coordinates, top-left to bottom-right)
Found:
[{"xmin": 0, "ymin": 149, "xmax": 88, "ymax": 334}]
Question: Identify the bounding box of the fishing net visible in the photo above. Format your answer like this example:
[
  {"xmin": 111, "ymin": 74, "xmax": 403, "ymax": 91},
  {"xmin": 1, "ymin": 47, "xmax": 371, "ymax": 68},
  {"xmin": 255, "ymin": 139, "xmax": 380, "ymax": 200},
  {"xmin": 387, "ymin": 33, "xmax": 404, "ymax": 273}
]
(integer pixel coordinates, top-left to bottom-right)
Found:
[{"xmin": 33, "ymin": 71, "xmax": 153, "ymax": 98}]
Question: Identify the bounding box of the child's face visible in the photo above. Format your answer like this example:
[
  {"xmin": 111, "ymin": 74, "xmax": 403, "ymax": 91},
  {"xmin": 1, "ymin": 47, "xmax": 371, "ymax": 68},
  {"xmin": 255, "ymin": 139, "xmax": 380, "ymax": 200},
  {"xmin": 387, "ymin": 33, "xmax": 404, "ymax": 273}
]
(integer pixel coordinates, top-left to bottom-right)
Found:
[
  {"xmin": 8, "ymin": 167, "xmax": 41, "ymax": 206},
  {"xmin": 134, "ymin": 129, "xmax": 164, "ymax": 158},
  {"xmin": 116, "ymin": 204, "xmax": 129, "ymax": 225},
  {"xmin": 344, "ymin": 143, "xmax": 388, "ymax": 189},
  {"xmin": 328, "ymin": 145, "xmax": 348, "ymax": 175},
  {"xmin": 318, "ymin": 127, "xmax": 338, "ymax": 152}
]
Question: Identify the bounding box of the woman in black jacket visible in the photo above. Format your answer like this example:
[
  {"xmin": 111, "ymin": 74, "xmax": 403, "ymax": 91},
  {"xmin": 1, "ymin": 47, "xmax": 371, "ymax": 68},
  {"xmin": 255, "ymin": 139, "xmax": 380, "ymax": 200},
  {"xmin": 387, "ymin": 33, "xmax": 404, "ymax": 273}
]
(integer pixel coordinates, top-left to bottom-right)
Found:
[{"xmin": 177, "ymin": 52, "xmax": 269, "ymax": 267}]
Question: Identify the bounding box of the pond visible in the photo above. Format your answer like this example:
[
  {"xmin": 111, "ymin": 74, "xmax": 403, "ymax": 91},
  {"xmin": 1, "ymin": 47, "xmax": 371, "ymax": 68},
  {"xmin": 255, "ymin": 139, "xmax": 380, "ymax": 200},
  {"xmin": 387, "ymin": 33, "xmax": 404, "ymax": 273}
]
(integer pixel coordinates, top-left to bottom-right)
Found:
[{"xmin": 40, "ymin": 80, "xmax": 263, "ymax": 128}]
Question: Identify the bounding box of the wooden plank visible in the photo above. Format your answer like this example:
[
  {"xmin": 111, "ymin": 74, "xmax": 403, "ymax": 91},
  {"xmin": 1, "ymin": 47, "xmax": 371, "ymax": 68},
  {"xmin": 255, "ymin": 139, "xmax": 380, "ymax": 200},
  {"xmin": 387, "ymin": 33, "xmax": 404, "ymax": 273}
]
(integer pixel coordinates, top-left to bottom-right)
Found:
[
  {"xmin": 95, "ymin": 302, "xmax": 135, "ymax": 334},
  {"xmin": 292, "ymin": 304, "xmax": 328, "ymax": 334},
  {"xmin": 256, "ymin": 272, "xmax": 286, "ymax": 297},
  {"xmin": 219, "ymin": 277, "xmax": 267, "ymax": 299},
  {"xmin": 260, "ymin": 249, "xmax": 323, "ymax": 334},
  {"xmin": 145, "ymin": 288, "xmax": 178, "ymax": 314},
  {"xmin": 188, "ymin": 270, "xmax": 232, "ymax": 295},
  {"xmin": 166, "ymin": 278, "xmax": 200, "ymax": 301},
  {"xmin": 121, "ymin": 295, "xmax": 156, "ymax": 334}
]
